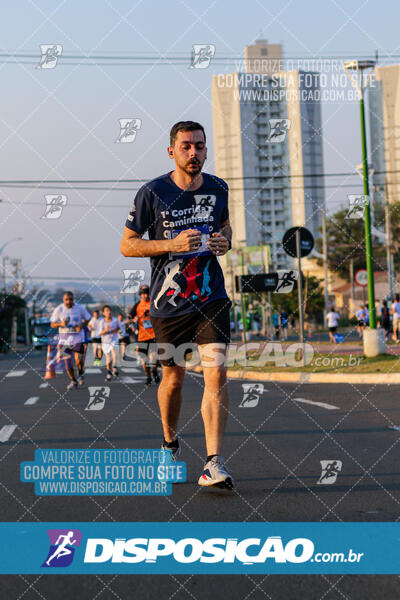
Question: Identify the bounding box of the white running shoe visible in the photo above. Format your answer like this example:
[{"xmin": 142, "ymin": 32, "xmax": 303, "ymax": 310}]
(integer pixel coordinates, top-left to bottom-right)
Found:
[{"xmin": 198, "ymin": 456, "xmax": 234, "ymax": 489}]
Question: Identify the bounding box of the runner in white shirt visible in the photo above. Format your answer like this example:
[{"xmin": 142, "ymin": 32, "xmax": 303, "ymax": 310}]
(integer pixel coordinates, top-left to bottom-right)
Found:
[
  {"xmin": 99, "ymin": 305, "xmax": 120, "ymax": 381},
  {"xmin": 355, "ymin": 306, "xmax": 365, "ymax": 338},
  {"xmin": 88, "ymin": 310, "xmax": 103, "ymax": 365},
  {"xmin": 117, "ymin": 313, "xmax": 130, "ymax": 361},
  {"xmin": 326, "ymin": 307, "xmax": 340, "ymax": 343},
  {"xmin": 50, "ymin": 291, "xmax": 90, "ymax": 390}
]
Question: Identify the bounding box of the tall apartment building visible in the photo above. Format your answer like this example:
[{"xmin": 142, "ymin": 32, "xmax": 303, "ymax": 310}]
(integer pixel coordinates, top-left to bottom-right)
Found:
[
  {"xmin": 368, "ymin": 64, "xmax": 400, "ymax": 207},
  {"xmin": 211, "ymin": 39, "xmax": 325, "ymax": 270}
]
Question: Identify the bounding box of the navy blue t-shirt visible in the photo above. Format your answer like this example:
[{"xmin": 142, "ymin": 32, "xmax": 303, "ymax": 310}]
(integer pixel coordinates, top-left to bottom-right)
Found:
[{"xmin": 125, "ymin": 172, "xmax": 230, "ymax": 318}]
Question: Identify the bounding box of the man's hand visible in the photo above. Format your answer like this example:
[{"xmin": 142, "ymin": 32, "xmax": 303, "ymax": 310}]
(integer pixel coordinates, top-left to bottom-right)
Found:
[
  {"xmin": 206, "ymin": 232, "xmax": 230, "ymax": 256},
  {"xmin": 74, "ymin": 324, "xmax": 82, "ymax": 332},
  {"xmin": 62, "ymin": 318, "xmax": 69, "ymax": 327},
  {"xmin": 170, "ymin": 229, "xmax": 202, "ymax": 253}
]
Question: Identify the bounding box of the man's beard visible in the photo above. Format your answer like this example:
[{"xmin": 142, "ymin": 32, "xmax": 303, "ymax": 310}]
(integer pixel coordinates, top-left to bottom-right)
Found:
[{"xmin": 182, "ymin": 161, "xmax": 202, "ymax": 175}]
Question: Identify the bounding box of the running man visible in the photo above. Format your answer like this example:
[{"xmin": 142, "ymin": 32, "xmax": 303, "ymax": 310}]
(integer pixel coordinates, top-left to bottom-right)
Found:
[
  {"xmin": 99, "ymin": 305, "xmax": 120, "ymax": 381},
  {"xmin": 117, "ymin": 312, "xmax": 130, "ymax": 361},
  {"xmin": 129, "ymin": 284, "xmax": 160, "ymax": 386},
  {"xmin": 45, "ymin": 531, "xmax": 77, "ymax": 566},
  {"xmin": 120, "ymin": 121, "xmax": 234, "ymax": 489},
  {"xmin": 50, "ymin": 291, "xmax": 90, "ymax": 390},
  {"xmin": 88, "ymin": 309, "xmax": 103, "ymax": 365},
  {"xmin": 355, "ymin": 304, "xmax": 365, "ymax": 338}
]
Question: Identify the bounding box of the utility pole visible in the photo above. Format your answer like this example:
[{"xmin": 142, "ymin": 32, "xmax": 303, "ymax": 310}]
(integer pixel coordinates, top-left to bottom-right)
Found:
[
  {"xmin": 296, "ymin": 230, "xmax": 306, "ymax": 367},
  {"xmin": 384, "ymin": 179, "xmax": 395, "ymax": 300},
  {"xmin": 322, "ymin": 205, "xmax": 329, "ymax": 310},
  {"xmin": 344, "ymin": 59, "xmax": 377, "ymax": 330},
  {"xmin": 350, "ymin": 257, "xmax": 355, "ymax": 314}
]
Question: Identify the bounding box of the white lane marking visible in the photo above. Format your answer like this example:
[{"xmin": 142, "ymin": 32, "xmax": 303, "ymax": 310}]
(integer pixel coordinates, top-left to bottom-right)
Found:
[
  {"xmin": 6, "ymin": 370, "xmax": 27, "ymax": 377},
  {"xmin": 0, "ymin": 425, "xmax": 17, "ymax": 442},
  {"xmin": 85, "ymin": 368, "xmax": 102, "ymax": 374},
  {"xmin": 25, "ymin": 397, "xmax": 39, "ymax": 405},
  {"xmin": 39, "ymin": 383, "xmax": 49, "ymax": 388},
  {"xmin": 389, "ymin": 426, "xmax": 400, "ymax": 432},
  {"xmin": 121, "ymin": 367, "xmax": 141, "ymax": 373},
  {"xmin": 293, "ymin": 398, "xmax": 339, "ymax": 411},
  {"xmin": 120, "ymin": 376, "xmax": 142, "ymax": 384}
]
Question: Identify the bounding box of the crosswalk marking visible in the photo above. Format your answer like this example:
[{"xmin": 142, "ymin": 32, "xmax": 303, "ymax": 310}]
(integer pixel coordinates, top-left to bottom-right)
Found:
[
  {"xmin": 122, "ymin": 367, "xmax": 141, "ymax": 373},
  {"xmin": 85, "ymin": 368, "xmax": 102, "ymax": 374},
  {"xmin": 0, "ymin": 425, "xmax": 17, "ymax": 442},
  {"xmin": 6, "ymin": 370, "xmax": 27, "ymax": 377},
  {"xmin": 120, "ymin": 376, "xmax": 142, "ymax": 384},
  {"xmin": 25, "ymin": 397, "xmax": 39, "ymax": 405},
  {"xmin": 39, "ymin": 383, "xmax": 49, "ymax": 388}
]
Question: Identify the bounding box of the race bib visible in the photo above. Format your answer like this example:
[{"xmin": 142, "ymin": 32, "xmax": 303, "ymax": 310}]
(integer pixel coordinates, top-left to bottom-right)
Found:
[{"xmin": 143, "ymin": 319, "xmax": 152, "ymax": 329}]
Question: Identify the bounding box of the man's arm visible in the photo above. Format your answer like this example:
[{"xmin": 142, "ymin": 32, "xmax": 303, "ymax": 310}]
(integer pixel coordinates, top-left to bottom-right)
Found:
[{"xmin": 120, "ymin": 227, "xmax": 202, "ymax": 257}]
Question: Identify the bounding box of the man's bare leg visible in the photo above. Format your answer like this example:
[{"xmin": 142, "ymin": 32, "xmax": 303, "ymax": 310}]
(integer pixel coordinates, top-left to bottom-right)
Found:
[
  {"xmin": 198, "ymin": 344, "xmax": 228, "ymax": 456},
  {"xmin": 157, "ymin": 364, "xmax": 185, "ymax": 442}
]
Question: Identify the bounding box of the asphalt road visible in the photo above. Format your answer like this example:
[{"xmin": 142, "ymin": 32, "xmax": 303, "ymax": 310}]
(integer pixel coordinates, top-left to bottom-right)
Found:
[{"xmin": 0, "ymin": 348, "xmax": 399, "ymax": 599}]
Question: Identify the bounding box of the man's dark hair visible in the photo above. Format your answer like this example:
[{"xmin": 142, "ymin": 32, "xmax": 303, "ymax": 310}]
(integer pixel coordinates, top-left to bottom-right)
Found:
[
  {"xmin": 395, "ymin": 294, "xmax": 400, "ymax": 302},
  {"xmin": 64, "ymin": 291, "xmax": 73, "ymax": 297},
  {"xmin": 102, "ymin": 304, "xmax": 111, "ymax": 311},
  {"xmin": 170, "ymin": 121, "xmax": 206, "ymax": 146}
]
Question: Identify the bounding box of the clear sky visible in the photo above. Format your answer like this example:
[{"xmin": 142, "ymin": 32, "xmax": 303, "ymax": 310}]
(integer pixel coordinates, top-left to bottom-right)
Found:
[{"xmin": 0, "ymin": 0, "xmax": 398, "ymax": 297}]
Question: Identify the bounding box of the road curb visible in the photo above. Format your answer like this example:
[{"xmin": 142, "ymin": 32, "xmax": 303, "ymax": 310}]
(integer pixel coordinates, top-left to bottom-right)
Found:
[{"xmin": 188, "ymin": 366, "xmax": 400, "ymax": 385}]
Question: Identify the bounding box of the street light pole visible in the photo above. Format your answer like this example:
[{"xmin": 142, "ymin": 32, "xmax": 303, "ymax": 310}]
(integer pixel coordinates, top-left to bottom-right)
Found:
[
  {"xmin": 344, "ymin": 59, "xmax": 377, "ymax": 329},
  {"xmin": 359, "ymin": 89, "xmax": 376, "ymax": 328}
]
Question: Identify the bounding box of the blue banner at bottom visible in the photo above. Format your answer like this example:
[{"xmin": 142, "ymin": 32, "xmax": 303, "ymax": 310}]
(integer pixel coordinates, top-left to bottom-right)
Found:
[{"xmin": 0, "ymin": 522, "xmax": 398, "ymax": 574}]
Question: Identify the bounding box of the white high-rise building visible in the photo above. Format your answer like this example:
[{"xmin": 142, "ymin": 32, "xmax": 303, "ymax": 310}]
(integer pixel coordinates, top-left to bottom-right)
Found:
[
  {"xmin": 368, "ymin": 64, "xmax": 400, "ymax": 207},
  {"xmin": 211, "ymin": 40, "xmax": 325, "ymax": 271}
]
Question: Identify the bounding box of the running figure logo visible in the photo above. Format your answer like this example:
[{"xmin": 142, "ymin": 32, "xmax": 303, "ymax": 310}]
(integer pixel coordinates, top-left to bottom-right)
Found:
[
  {"xmin": 115, "ymin": 118, "xmax": 142, "ymax": 143},
  {"xmin": 317, "ymin": 460, "xmax": 342, "ymax": 485},
  {"xmin": 239, "ymin": 383, "xmax": 265, "ymax": 408},
  {"xmin": 41, "ymin": 194, "xmax": 67, "ymax": 219},
  {"xmin": 86, "ymin": 386, "xmax": 110, "ymax": 411},
  {"xmin": 193, "ymin": 194, "xmax": 216, "ymax": 218},
  {"xmin": 154, "ymin": 260, "xmax": 183, "ymax": 309},
  {"xmin": 36, "ymin": 44, "xmax": 63, "ymax": 69},
  {"xmin": 346, "ymin": 194, "xmax": 368, "ymax": 219},
  {"xmin": 42, "ymin": 529, "xmax": 82, "ymax": 567},
  {"xmin": 267, "ymin": 119, "xmax": 291, "ymax": 143},
  {"xmin": 121, "ymin": 269, "xmax": 145, "ymax": 293},
  {"xmin": 189, "ymin": 44, "xmax": 216, "ymax": 69},
  {"xmin": 275, "ymin": 270, "xmax": 298, "ymax": 293}
]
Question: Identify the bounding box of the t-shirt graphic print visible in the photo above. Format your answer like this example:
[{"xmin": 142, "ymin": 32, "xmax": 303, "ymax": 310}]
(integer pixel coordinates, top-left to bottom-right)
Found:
[{"xmin": 125, "ymin": 172, "xmax": 229, "ymax": 318}]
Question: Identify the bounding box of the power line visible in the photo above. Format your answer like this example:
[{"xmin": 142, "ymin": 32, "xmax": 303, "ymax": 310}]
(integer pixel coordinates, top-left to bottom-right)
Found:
[{"xmin": 0, "ymin": 169, "xmax": 399, "ymax": 185}]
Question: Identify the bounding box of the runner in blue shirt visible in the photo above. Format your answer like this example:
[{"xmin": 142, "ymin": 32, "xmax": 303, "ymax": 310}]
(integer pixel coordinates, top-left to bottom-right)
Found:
[{"xmin": 120, "ymin": 121, "xmax": 234, "ymax": 489}]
